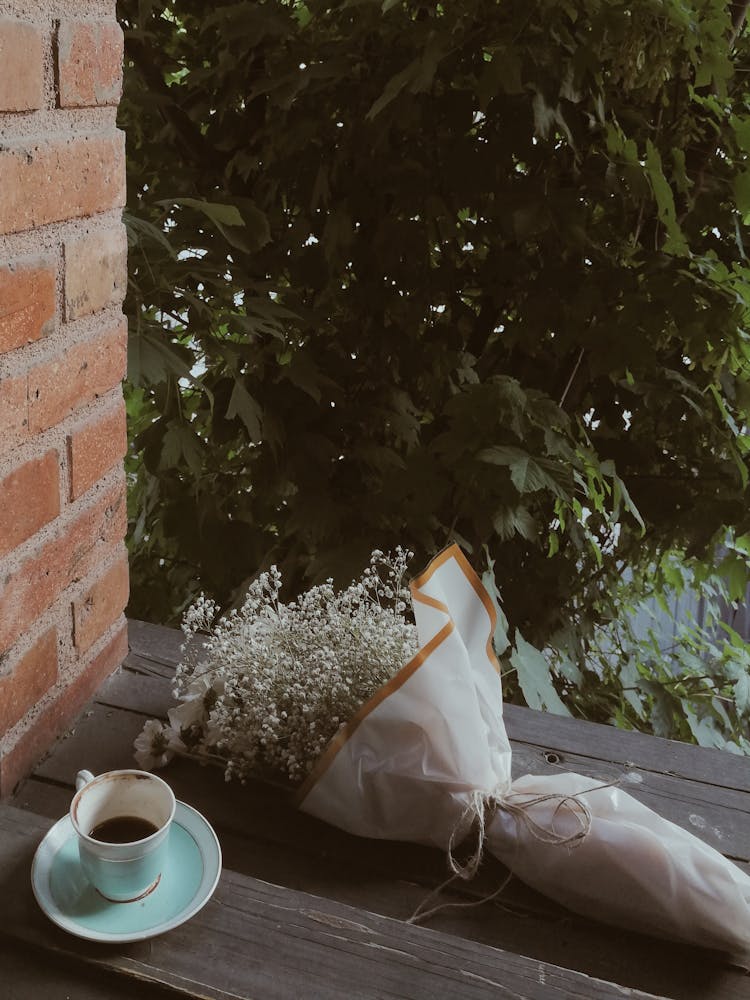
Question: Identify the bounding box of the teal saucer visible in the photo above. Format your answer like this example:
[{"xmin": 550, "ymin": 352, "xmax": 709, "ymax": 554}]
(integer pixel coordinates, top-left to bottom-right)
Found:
[{"xmin": 31, "ymin": 800, "xmax": 221, "ymax": 943}]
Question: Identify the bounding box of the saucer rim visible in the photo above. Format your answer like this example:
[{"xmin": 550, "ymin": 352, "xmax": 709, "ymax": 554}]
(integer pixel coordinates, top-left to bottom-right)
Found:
[{"xmin": 31, "ymin": 799, "xmax": 222, "ymax": 943}]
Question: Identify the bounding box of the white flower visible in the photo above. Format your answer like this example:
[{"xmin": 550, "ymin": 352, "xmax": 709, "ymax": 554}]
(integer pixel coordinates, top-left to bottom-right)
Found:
[
  {"xmin": 137, "ymin": 549, "xmax": 418, "ymax": 785},
  {"xmin": 168, "ymin": 699, "xmax": 204, "ymax": 731},
  {"xmin": 134, "ymin": 719, "xmax": 185, "ymax": 770},
  {"xmin": 167, "ymin": 673, "xmax": 218, "ymax": 731}
]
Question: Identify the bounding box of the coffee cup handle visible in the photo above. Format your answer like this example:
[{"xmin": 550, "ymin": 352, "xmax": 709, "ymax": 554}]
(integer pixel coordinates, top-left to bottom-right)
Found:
[{"xmin": 75, "ymin": 769, "xmax": 95, "ymax": 791}]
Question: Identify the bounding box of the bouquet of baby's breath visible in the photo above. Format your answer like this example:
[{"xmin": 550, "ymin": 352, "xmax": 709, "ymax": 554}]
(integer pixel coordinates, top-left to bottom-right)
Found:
[{"xmin": 134, "ymin": 549, "xmax": 418, "ymax": 785}]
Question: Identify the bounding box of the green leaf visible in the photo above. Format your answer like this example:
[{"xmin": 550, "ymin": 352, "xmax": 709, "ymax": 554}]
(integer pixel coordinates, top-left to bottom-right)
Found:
[
  {"xmin": 618, "ymin": 658, "xmax": 648, "ymax": 720},
  {"xmin": 670, "ymin": 148, "xmax": 691, "ymax": 196},
  {"xmin": 166, "ymin": 198, "xmax": 245, "ymax": 228},
  {"xmin": 510, "ymin": 457, "xmax": 544, "ymax": 493},
  {"xmin": 493, "ymin": 504, "xmax": 537, "ymax": 541},
  {"xmin": 294, "ymin": 2, "xmax": 312, "ymax": 26},
  {"xmin": 734, "ymin": 170, "xmax": 750, "ymax": 219},
  {"xmin": 555, "ymin": 651, "xmax": 583, "ymax": 688},
  {"xmin": 683, "ymin": 707, "xmax": 726, "ymax": 749},
  {"xmin": 128, "ymin": 329, "xmax": 191, "ymax": 387},
  {"xmin": 693, "ymin": 49, "xmax": 733, "ymax": 97},
  {"xmin": 721, "ymin": 554, "xmax": 749, "ymax": 602},
  {"xmin": 731, "ymin": 115, "xmax": 750, "ymax": 154},
  {"xmin": 532, "ymin": 92, "xmax": 575, "ymax": 149},
  {"xmin": 366, "ymin": 36, "xmax": 443, "ymax": 119},
  {"xmin": 478, "ymin": 446, "xmax": 559, "ymax": 494},
  {"xmin": 510, "ymin": 633, "xmax": 571, "ymax": 716},
  {"xmin": 532, "ymin": 92, "xmax": 557, "ymax": 139},
  {"xmin": 661, "ymin": 559, "xmax": 683, "ymax": 591},
  {"xmin": 367, "ymin": 68, "xmax": 411, "ymax": 118},
  {"xmin": 236, "ymin": 201, "xmax": 273, "ymax": 251},
  {"xmin": 708, "ymin": 383, "xmax": 739, "ymax": 436},
  {"xmin": 161, "ymin": 198, "xmax": 271, "ymax": 253},
  {"xmin": 734, "ymin": 672, "xmax": 750, "ymax": 716},
  {"xmin": 477, "ymin": 49, "xmax": 523, "ymax": 108},
  {"xmin": 480, "ymin": 550, "xmax": 511, "ymax": 657},
  {"xmin": 123, "ymin": 212, "xmax": 176, "ymax": 257},
  {"xmin": 282, "ymin": 352, "xmax": 337, "ymax": 403},
  {"xmin": 226, "ymin": 380, "xmax": 263, "ymax": 442},
  {"xmin": 612, "ymin": 471, "xmax": 645, "ymax": 534},
  {"xmin": 160, "ymin": 424, "xmax": 204, "ymax": 477},
  {"xmin": 645, "ymin": 141, "xmax": 688, "ymax": 256}
]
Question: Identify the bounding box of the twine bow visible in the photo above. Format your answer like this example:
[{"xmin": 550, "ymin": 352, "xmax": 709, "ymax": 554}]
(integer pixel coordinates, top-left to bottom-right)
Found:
[{"xmin": 408, "ymin": 778, "xmax": 620, "ymax": 925}]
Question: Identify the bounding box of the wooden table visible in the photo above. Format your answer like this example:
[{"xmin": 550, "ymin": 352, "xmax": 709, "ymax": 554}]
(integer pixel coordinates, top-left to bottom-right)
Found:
[{"xmin": 1, "ymin": 620, "xmax": 749, "ymax": 999}]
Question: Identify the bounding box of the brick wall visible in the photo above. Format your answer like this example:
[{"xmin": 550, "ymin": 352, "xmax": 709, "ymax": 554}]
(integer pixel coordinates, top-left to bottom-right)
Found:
[{"xmin": 0, "ymin": 0, "xmax": 128, "ymax": 796}]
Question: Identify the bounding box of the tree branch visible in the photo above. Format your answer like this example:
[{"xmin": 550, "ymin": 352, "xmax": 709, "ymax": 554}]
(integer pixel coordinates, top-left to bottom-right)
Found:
[
  {"xmin": 559, "ymin": 348, "xmax": 585, "ymax": 408},
  {"xmin": 730, "ymin": 0, "xmax": 750, "ymax": 46}
]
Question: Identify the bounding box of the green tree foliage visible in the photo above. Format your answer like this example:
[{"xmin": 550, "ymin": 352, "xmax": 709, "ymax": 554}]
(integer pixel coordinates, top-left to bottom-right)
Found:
[{"xmin": 120, "ymin": 0, "xmax": 750, "ymax": 744}]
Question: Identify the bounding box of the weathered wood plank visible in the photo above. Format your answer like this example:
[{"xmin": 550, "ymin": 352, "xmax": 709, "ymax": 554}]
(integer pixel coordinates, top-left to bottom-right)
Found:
[
  {"xmin": 510, "ymin": 744, "xmax": 750, "ymax": 861},
  {"xmin": 33, "ymin": 701, "xmax": 750, "ymax": 865},
  {"xmin": 504, "ymin": 703, "xmax": 750, "ymax": 794},
  {"xmin": 17, "ymin": 626, "xmax": 750, "ymax": 998},
  {"xmin": 127, "ymin": 619, "xmax": 184, "ymax": 666},
  {"xmin": 32, "ymin": 704, "xmax": 145, "ymax": 781},
  {"xmin": 11, "ymin": 775, "xmax": 570, "ymax": 916},
  {"xmin": 0, "ymin": 941, "xmax": 177, "ymax": 1000},
  {"xmin": 123, "ymin": 650, "xmax": 178, "ymax": 681},
  {"xmin": 14, "ymin": 776, "xmax": 749, "ymax": 1000},
  {"xmin": 18, "ymin": 695, "xmax": 750, "ymax": 1000},
  {"xmin": 127, "ymin": 619, "xmax": 750, "ymax": 794},
  {"xmin": 0, "ymin": 805, "xmax": 671, "ymax": 1000},
  {"xmin": 97, "ymin": 662, "xmax": 174, "ymax": 718}
]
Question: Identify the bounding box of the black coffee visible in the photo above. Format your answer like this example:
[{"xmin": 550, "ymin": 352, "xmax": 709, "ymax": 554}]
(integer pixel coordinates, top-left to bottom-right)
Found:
[{"xmin": 89, "ymin": 816, "xmax": 159, "ymax": 843}]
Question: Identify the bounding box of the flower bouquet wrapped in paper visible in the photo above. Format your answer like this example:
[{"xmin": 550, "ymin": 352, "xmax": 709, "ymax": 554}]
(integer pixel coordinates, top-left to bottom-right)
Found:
[
  {"xmin": 138, "ymin": 545, "xmax": 750, "ymax": 952},
  {"xmin": 298, "ymin": 545, "xmax": 750, "ymax": 952}
]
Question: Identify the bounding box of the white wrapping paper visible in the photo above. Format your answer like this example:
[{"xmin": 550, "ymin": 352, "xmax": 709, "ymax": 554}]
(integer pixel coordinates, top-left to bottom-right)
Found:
[{"xmin": 297, "ymin": 545, "xmax": 750, "ymax": 951}]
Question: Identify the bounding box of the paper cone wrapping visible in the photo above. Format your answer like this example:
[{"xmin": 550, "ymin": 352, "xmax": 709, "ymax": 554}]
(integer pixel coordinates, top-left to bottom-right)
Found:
[{"xmin": 297, "ymin": 545, "xmax": 750, "ymax": 951}]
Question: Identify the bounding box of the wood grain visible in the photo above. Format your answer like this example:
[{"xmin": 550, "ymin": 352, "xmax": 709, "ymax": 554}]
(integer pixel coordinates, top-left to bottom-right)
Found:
[
  {"xmin": 34, "ymin": 699, "xmax": 750, "ymax": 865},
  {"xmin": 0, "ymin": 805, "xmax": 671, "ymax": 1000},
  {"xmin": 97, "ymin": 663, "xmax": 174, "ymax": 718},
  {"xmin": 127, "ymin": 619, "xmax": 184, "ymax": 666},
  {"xmin": 15, "ymin": 774, "xmax": 749, "ymax": 1000},
  {"xmin": 0, "ymin": 940, "xmax": 178, "ymax": 1000},
  {"xmin": 504, "ymin": 703, "xmax": 750, "ymax": 794},
  {"xmin": 7, "ymin": 620, "xmax": 750, "ymax": 999},
  {"xmin": 128, "ymin": 619, "xmax": 750, "ymax": 792}
]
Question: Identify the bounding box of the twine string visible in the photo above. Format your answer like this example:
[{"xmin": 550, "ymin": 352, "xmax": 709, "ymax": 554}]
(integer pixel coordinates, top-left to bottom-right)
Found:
[
  {"xmin": 497, "ymin": 787, "xmax": 595, "ymax": 848},
  {"xmin": 408, "ymin": 778, "xmax": 621, "ymax": 926},
  {"xmin": 407, "ymin": 870, "xmax": 514, "ymax": 926}
]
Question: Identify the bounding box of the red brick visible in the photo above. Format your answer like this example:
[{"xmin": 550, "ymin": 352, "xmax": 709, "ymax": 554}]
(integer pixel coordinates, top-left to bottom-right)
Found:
[
  {"xmin": 0, "ymin": 629, "xmax": 57, "ymax": 736},
  {"xmin": 0, "ymin": 374, "xmax": 29, "ymax": 457},
  {"xmin": 0, "ymin": 478, "xmax": 126, "ymax": 652},
  {"xmin": 0, "ymin": 450, "xmax": 60, "ymax": 558},
  {"xmin": 68, "ymin": 400, "xmax": 127, "ymax": 500},
  {"xmin": 0, "ymin": 258, "xmax": 56, "ymax": 355},
  {"xmin": 65, "ymin": 226, "xmax": 127, "ymax": 320},
  {"xmin": 73, "ymin": 552, "xmax": 129, "ymax": 653},
  {"xmin": 0, "ymin": 133, "xmax": 126, "ymax": 236},
  {"xmin": 0, "ymin": 620, "xmax": 127, "ymax": 797},
  {"xmin": 0, "ymin": 19, "xmax": 44, "ymax": 112},
  {"xmin": 57, "ymin": 20, "xmax": 123, "ymax": 109},
  {"xmin": 28, "ymin": 319, "xmax": 127, "ymax": 433}
]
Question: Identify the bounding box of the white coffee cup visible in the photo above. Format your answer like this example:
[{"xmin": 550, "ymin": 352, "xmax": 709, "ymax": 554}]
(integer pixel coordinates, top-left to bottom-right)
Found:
[{"xmin": 71, "ymin": 769, "xmax": 176, "ymax": 902}]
